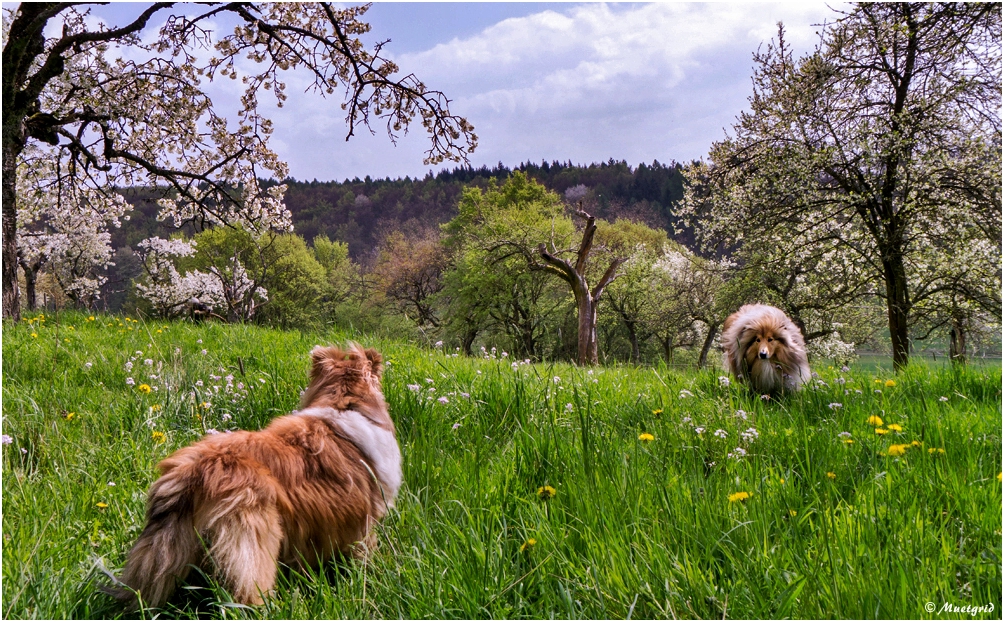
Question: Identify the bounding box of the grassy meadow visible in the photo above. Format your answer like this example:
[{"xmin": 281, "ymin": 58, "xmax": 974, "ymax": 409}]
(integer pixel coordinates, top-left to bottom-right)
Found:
[{"xmin": 2, "ymin": 311, "xmax": 1001, "ymax": 619}]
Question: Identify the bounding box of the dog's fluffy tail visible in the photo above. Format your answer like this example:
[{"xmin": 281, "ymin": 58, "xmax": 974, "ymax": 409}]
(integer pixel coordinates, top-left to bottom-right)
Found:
[{"xmin": 108, "ymin": 452, "xmax": 203, "ymax": 610}]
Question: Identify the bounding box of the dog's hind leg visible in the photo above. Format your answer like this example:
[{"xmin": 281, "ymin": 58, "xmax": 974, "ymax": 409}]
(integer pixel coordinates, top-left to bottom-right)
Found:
[{"xmin": 206, "ymin": 501, "xmax": 283, "ymax": 605}]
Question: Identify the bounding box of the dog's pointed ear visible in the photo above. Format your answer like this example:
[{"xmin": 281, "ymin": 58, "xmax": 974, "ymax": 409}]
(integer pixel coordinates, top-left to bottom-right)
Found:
[
  {"xmin": 311, "ymin": 345, "xmax": 328, "ymax": 365},
  {"xmin": 364, "ymin": 348, "xmax": 383, "ymax": 378},
  {"xmin": 310, "ymin": 345, "xmax": 341, "ymax": 377}
]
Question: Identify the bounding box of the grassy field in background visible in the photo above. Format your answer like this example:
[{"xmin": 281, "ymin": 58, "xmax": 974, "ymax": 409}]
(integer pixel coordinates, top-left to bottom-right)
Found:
[{"xmin": 2, "ymin": 311, "xmax": 1001, "ymax": 619}]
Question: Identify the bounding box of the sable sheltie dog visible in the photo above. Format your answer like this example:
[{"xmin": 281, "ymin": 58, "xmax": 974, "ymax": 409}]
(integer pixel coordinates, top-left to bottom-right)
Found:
[
  {"xmin": 721, "ymin": 304, "xmax": 811, "ymax": 394},
  {"xmin": 110, "ymin": 344, "xmax": 401, "ymax": 609}
]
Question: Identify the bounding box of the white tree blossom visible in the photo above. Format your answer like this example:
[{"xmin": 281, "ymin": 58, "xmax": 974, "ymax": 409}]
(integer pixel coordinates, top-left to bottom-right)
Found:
[{"xmin": 3, "ymin": 3, "xmax": 477, "ymax": 320}]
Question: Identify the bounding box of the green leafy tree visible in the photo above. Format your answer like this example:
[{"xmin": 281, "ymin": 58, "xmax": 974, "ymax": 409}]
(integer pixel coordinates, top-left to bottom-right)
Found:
[
  {"xmin": 312, "ymin": 234, "xmax": 360, "ymax": 310},
  {"xmin": 188, "ymin": 228, "xmax": 327, "ymax": 327},
  {"xmin": 440, "ymin": 173, "xmax": 572, "ymax": 359},
  {"xmin": 599, "ymin": 220, "xmax": 671, "ymax": 363}
]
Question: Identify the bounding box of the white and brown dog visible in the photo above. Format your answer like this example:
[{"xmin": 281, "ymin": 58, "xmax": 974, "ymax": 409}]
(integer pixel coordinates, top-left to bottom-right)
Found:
[
  {"xmin": 721, "ymin": 304, "xmax": 811, "ymax": 394},
  {"xmin": 112, "ymin": 344, "xmax": 401, "ymax": 609}
]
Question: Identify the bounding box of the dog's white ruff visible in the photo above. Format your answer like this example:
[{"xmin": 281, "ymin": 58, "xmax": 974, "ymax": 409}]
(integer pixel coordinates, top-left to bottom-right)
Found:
[{"xmin": 297, "ymin": 407, "xmax": 403, "ymax": 504}]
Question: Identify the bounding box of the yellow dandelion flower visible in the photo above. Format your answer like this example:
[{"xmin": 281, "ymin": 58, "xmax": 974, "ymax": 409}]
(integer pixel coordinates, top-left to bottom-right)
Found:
[
  {"xmin": 843, "ymin": 439, "xmax": 855, "ymax": 444},
  {"xmin": 779, "ymin": 478, "xmax": 785, "ymax": 484},
  {"xmin": 886, "ymin": 423, "xmax": 903, "ymax": 432},
  {"xmin": 867, "ymin": 415, "xmax": 884, "ymax": 426},
  {"xmin": 826, "ymin": 472, "xmax": 836, "ymax": 479},
  {"xmin": 151, "ymin": 404, "xmax": 161, "ymax": 412},
  {"xmin": 728, "ymin": 491, "xmax": 751, "ymax": 503},
  {"xmin": 162, "ymin": 325, "xmax": 168, "ymax": 329},
  {"xmin": 652, "ymin": 409, "xmax": 663, "ymax": 415},
  {"xmin": 63, "ymin": 338, "xmax": 70, "ymax": 343},
  {"xmin": 156, "ymin": 329, "xmax": 162, "ymax": 334},
  {"xmin": 537, "ymin": 485, "xmax": 556, "ymax": 500},
  {"xmin": 96, "ymin": 502, "xmax": 108, "ymax": 509},
  {"xmin": 87, "ymin": 316, "xmax": 95, "ymax": 321},
  {"xmin": 138, "ymin": 384, "xmax": 152, "ymax": 393},
  {"xmin": 151, "ymin": 431, "xmax": 166, "ymax": 444},
  {"xmin": 64, "ymin": 412, "xmax": 76, "ymax": 421},
  {"xmin": 887, "ymin": 444, "xmax": 908, "ymax": 457},
  {"xmin": 910, "ymin": 440, "xmax": 922, "ymax": 447},
  {"xmin": 874, "ymin": 379, "xmax": 882, "ymax": 384},
  {"xmin": 520, "ymin": 538, "xmax": 537, "ymax": 552},
  {"xmin": 928, "ymin": 447, "xmax": 945, "ymax": 455},
  {"xmin": 200, "ymin": 402, "xmax": 211, "ymax": 409},
  {"xmin": 875, "ymin": 428, "xmax": 889, "ymax": 435},
  {"xmin": 788, "ymin": 509, "xmax": 797, "ymax": 517},
  {"xmin": 31, "ymin": 332, "xmax": 37, "ymax": 338},
  {"xmin": 638, "ymin": 432, "xmax": 655, "ymax": 442},
  {"xmin": 997, "ymin": 472, "xmax": 1002, "ymax": 482},
  {"xmin": 884, "ymin": 380, "xmax": 896, "ymax": 388}
]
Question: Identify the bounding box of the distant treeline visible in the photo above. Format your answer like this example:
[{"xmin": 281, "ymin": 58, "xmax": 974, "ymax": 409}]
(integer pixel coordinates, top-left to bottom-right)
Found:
[{"xmin": 110, "ymin": 159, "xmax": 687, "ymax": 262}]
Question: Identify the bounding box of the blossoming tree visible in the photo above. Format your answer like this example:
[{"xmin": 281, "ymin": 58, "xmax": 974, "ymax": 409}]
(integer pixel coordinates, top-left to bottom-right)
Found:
[
  {"xmin": 2, "ymin": 3, "xmax": 476, "ymax": 320},
  {"xmin": 680, "ymin": 4, "xmax": 1001, "ymax": 369}
]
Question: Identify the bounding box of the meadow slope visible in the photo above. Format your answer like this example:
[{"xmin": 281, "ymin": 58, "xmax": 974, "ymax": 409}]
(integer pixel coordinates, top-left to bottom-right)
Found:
[{"xmin": 2, "ymin": 311, "xmax": 1001, "ymax": 619}]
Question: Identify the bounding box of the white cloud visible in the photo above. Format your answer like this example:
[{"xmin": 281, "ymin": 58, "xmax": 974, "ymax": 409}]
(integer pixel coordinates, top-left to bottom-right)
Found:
[
  {"xmin": 38, "ymin": 2, "xmax": 845, "ymax": 181},
  {"xmin": 266, "ymin": 2, "xmax": 840, "ymax": 179}
]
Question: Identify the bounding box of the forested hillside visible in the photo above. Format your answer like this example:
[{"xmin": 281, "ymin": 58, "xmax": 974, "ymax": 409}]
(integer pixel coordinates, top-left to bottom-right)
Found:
[{"xmin": 109, "ymin": 159, "xmax": 686, "ymax": 264}]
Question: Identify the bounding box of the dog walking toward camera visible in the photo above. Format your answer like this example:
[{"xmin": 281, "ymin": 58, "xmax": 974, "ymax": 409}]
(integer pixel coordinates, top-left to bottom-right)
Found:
[
  {"xmin": 721, "ymin": 304, "xmax": 811, "ymax": 394},
  {"xmin": 109, "ymin": 344, "xmax": 401, "ymax": 609}
]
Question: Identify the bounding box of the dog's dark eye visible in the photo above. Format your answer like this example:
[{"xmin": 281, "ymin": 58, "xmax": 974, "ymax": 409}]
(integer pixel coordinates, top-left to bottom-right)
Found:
[
  {"xmin": 756, "ymin": 337, "xmax": 761, "ymax": 343},
  {"xmin": 768, "ymin": 338, "xmax": 773, "ymax": 342}
]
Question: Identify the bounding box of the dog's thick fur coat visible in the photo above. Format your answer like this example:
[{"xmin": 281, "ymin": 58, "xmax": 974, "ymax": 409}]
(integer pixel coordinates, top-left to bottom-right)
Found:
[
  {"xmin": 112, "ymin": 344, "xmax": 400, "ymax": 609},
  {"xmin": 721, "ymin": 304, "xmax": 811, "ymax": 393}
]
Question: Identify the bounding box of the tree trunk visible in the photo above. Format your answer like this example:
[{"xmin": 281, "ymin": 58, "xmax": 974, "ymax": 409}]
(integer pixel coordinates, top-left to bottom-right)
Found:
[
  {"xmin": 625, "ymin": 318, "xmax": 641, "ymax": 363},
  {"xmin": 576, "ymin": 288, "xmax": 597, "ymax": 365},
  {"xmin": 2, "ymin": 125, "xmax": 22, "ymax": 321},
  {"xmin": 461, "ymin": 327, "xmax": 477, "ymax": 357},
  {"xmin": 662, "ymin": 335, "xmax": 675, "ymax": 366},
  {"xmin": 882, "ymin": 254, "xmax": 911, "ymax": 370},
  {"xmin": 697, "ymin": 323, "xmax": 719, "ymax": 368},
  {"xmin": 21, "ymin": 262, "xmax": 37, "ymax": 310},
  {"xmin": 949, "ymin": 317, "xmax": 967, "ymax": 365}
]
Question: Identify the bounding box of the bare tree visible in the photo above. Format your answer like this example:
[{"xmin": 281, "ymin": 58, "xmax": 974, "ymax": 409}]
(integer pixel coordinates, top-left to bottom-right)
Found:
[{"xmin": 538, "ymin": 206, "xmax": 624, "ymax": 365}]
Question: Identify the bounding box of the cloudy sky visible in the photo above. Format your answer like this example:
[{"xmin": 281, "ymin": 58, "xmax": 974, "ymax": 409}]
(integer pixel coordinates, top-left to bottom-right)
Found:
[{"xmin": 81, "ymin": 2, "xmax": 843, "ymax": 182}]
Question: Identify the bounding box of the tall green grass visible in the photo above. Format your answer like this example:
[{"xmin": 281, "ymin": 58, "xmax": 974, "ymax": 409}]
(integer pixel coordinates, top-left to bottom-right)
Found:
[{"xmin": 3, "ymin": 311, "xmax": 1001, "ymax": 619}]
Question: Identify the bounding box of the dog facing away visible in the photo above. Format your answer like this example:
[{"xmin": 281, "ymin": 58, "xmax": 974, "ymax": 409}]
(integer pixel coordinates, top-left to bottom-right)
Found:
[
  {"xmin": 721, "ymin": 304, "xmax": 811, "ymax": 394},
  {"xmin": 110, "ymin": 344, "xmax": 401, "ymax": 609}
]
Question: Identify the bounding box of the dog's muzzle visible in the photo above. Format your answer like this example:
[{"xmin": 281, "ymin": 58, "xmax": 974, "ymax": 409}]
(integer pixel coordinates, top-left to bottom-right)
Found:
[{"xmin": 759, "ymin": 350, "xmax": 769, "ymax": 359}]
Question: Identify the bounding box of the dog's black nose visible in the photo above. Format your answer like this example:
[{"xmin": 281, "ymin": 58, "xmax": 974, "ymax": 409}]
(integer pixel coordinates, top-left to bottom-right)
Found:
[{"xmin": 759, "ymin": 352, "xmax": 768, "ymax": 359}]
